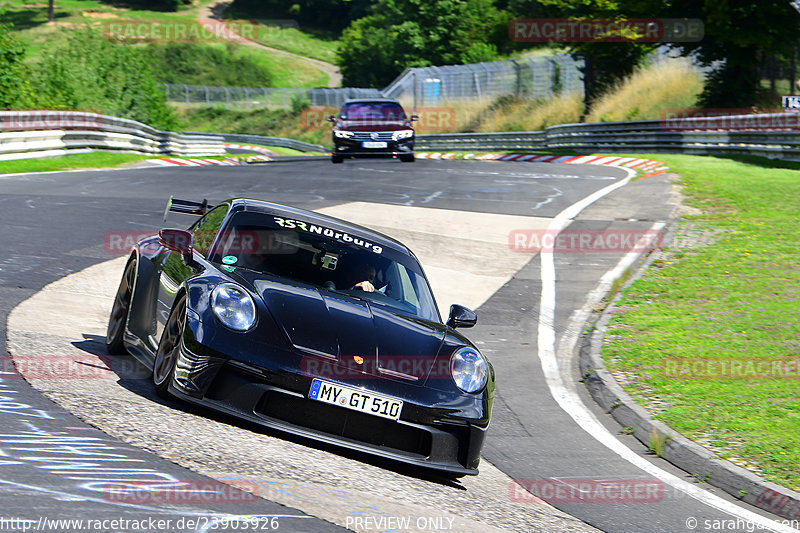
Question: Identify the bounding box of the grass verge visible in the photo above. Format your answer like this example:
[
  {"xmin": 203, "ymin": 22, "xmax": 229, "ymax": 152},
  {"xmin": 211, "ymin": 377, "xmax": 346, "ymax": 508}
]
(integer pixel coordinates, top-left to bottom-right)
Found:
[
  {"xmin": 0, "ymin": 152, "xmax": 152, "ymax": 174},
  {"xmin": 226, "ymin": 19, "xmax": 339, "ymax": 64},
  {"xmin": 585, "ymin": 58, "xmax": 703, "ymax": 123},
  {"xmin": 602, "ymin": 153, "xmax": 800, "ymax": 491}
]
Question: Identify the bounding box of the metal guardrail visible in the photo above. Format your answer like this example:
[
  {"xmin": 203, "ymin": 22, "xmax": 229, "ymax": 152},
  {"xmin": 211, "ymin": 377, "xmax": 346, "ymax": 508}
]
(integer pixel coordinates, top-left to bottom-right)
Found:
[
  {"xmin": 0, "ymin": 111, "xmax": 225, "ymax": 161},
  {"xmin": 196, "ymin": 132, "xmax": 327, "ymax": 153},
  {"xmin": 8, "ymin": 110, "xmax": 800, "ymax": 161},
  {"xmin": 416, "ymin": 113, "xmax": 800, "ymax": 161}
]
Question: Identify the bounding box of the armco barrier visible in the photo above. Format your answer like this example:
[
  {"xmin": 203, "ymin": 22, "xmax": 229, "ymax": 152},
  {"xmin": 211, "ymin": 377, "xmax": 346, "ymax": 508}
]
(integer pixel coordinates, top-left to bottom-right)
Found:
[
  {"xmin": 417, "ymin": 112, "xmax": 800, "ymax": 161},
  {"xmin": 9, "ymin": 110, "xmax": 800, "ymax": 161},
  {"xmin": 0, "ymin": 110, "xmax": 225, "ymax": 160},
  {"xmin": 190, "ymin": 132, "xmax": 326, "ymax": 153}
]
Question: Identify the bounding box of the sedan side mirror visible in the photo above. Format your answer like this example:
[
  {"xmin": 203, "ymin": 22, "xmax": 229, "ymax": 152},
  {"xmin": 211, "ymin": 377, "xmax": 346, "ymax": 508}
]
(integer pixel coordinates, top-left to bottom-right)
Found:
[
  {"xmin": 447, "ymin": 304, "xmax": 477, "ymax": 329},
  {"xmin": 159, "ymin": 228, "xmax": 194, "ymax": 257},
  {"xmin": 327, "ymin": 115, "xmax": 336, "ymax": 122},
  {"xmin": 410, "ymin": 115, "xmax": 419, "ymax": 121}
]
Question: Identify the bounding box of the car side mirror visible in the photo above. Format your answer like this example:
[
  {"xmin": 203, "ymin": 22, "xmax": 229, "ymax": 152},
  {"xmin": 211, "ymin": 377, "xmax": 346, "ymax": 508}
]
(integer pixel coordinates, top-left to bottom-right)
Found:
[
  {"xmin": 159, "ymin": 229, "xmax": 194, "ymax": 259},
  {"xmin": 327, "ymin": 115, "xmax": 336, "ymax": 122},
  {"xmin": 447, "ymin": 304, "xmax": 477, "ymax": 329},
  {"xmin": 410, "ymin": 115, "xmax": 419, "ymax": 121}
]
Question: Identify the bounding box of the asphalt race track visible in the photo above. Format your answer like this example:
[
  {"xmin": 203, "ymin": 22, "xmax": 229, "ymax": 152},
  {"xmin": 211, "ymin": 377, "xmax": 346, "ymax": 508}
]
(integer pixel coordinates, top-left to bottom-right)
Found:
[{"xmin": 0, "ymin": 158, "xmax": 793, "ymax": 532}]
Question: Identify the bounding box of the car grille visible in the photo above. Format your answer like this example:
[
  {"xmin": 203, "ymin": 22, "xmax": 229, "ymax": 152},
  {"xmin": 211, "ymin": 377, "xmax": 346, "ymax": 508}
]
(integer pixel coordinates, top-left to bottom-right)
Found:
[
  {"xmin": 349, "ymin": 131, "xmax": 396, "ymax": 142},
  {"xmin": 256, "ymin": 389, "xmax": 432, "ymax": 457}
]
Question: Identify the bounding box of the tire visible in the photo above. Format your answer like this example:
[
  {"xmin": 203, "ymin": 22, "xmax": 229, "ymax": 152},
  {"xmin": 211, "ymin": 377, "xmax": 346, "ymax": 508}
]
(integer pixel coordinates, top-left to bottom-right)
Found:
[
  {"xmin": 153, "ymin": 295, "xmax": 186, "ymax": 400},
  {"xmin": 332, "ymin": 155, "xmax": 343, "ymax": 163},
  {"xmin": 106, "ymin": 257, "xmax": 136, "ymax": 355},
  {"xmin": 400, "ymin": 154, "xmax": 415, "ymax": 163}
]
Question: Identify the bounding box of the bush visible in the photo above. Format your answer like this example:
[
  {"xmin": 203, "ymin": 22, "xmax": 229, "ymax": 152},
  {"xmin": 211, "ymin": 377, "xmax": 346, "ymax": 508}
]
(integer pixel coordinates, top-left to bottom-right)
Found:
[
  {"xmin": 145, "ymin": 42, "xmax": 274, "ymax": 87},
  {"xmin": 0, "ymin": 23, "xmax": 35, "ymax": 108},
  {"xmin": 29, "ymin": 28, "xmax": 175, "ymax": 129}
]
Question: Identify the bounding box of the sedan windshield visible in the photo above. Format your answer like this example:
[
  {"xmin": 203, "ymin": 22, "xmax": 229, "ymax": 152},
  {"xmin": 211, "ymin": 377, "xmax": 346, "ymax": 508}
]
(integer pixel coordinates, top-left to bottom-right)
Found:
[
  {"xmin": 341, "ymin": 102, "xmax": 406, "ymax": 121},
  {"xmin": 208, "ymin": 211, "xmax": 439, "ymax": 322}
]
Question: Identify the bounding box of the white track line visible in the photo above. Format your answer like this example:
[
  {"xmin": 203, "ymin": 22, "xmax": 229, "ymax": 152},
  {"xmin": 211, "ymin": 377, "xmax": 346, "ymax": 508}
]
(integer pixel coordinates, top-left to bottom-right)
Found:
[{"xmin": 536, "ymin": 169, "xmax": 796, "ymax": 533}]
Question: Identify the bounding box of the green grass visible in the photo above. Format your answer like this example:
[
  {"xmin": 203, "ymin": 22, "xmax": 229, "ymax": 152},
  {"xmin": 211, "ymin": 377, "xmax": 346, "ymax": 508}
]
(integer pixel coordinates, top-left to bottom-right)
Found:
[
  {"xmin": 251, "ymin": 145, "xmax": 322, "ymax": 156},
  {"xmin": 0, "ymin": 151, "xmax": 151, "ymax": 173},
  {"xmin": 174, "ymin": 105, "xmax": 330, "ymax": 146},
  {"xmin": 602, "ymin": 154, "xmax": 800, "ymax": 490},
  {"xmin": 226, "ymin": 19, "xmax": 339, "ymax": 64},
  {"xmin": 2, "ymin": 0, "xmax": 330, "ymax": 87}
]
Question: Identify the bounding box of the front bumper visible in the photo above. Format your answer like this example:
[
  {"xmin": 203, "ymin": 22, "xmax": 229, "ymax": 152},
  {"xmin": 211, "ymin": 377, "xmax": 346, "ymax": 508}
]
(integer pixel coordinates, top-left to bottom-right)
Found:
[
  {"xmin": 332, "ymin": 136, "xmax": 415, "ymax": 158},
  {"xmin": 173, "ymin": 318, "xmax": 491, "ymax": 476}
]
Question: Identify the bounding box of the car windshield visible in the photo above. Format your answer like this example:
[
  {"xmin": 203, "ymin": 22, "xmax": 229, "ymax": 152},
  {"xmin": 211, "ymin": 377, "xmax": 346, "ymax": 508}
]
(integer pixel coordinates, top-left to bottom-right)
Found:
[
  {"xmin": 341, "ymin": 102, "xmax": 406, "ymax": 121},
  {"xmin": 208, "ymin": 211, "xmax": 439, "ymax": 322}
]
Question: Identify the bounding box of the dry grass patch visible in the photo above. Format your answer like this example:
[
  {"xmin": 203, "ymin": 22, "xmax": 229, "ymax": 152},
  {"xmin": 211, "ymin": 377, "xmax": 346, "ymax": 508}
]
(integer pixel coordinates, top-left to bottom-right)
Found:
[{"xmin": 586, "ymin": 57, "xmax": 703, "ymax": 123}]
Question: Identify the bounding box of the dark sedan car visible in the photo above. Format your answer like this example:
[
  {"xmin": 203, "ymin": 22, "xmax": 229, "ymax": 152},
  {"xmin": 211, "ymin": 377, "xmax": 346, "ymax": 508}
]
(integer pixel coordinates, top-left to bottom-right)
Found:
[
  {"xmin": 329, "ymin": 98, "xmax": 417, "ymax": 163},
  {"xmin": 106, "ymin": 198, "xmax": 494, "ymax": 476}
]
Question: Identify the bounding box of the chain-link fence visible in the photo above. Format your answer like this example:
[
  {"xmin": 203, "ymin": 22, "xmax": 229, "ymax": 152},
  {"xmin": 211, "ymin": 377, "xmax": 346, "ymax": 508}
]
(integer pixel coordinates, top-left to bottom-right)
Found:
[
  {"xmin": 163, "ymin": 85, "xmax": 382, "ymax": 109},
  {"xmin": 164, "ymin": 54, "xmax": 585, "ymax": 110},
  {"xmin": 382, "ymin": 55, "xmax": 584, "ymax": 106}
]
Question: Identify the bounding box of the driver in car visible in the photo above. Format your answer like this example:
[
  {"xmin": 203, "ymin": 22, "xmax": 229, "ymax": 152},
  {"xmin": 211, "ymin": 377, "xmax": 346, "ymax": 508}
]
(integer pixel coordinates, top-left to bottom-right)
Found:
[{"xmin": 347, "ymin": 262, "xmax": 377, "ymax": 292}]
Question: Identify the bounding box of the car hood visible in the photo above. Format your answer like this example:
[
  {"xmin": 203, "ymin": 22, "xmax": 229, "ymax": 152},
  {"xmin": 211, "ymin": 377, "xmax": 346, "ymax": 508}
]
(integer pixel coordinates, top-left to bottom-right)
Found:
[{"xmin": 252, "ymin": 278, "xmax": 445, "ymax": 384}]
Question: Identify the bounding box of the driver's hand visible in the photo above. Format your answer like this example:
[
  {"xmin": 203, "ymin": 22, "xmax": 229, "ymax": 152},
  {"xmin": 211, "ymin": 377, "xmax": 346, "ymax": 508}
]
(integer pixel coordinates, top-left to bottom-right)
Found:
[{"xmin": 353, "ymin": 281, "xmax": 375, "ymax": 292}]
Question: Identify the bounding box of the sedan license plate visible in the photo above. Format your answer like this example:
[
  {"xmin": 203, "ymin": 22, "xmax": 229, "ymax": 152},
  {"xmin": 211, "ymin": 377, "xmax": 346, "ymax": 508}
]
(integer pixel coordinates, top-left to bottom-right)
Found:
[
  {"xmin": 362, "ymin": 141, "xmax": 387, "ymax": 148},
  {"xmin": 309, "ymin": 379, "xmax": 402, "ymax": 420}
]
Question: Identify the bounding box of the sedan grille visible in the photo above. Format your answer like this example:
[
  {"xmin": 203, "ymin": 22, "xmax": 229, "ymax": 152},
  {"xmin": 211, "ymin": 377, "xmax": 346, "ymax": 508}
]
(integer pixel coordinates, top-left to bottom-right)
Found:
[{"xmin": 349, "ymin": 131, "xmax": 397, "ymax": 142}]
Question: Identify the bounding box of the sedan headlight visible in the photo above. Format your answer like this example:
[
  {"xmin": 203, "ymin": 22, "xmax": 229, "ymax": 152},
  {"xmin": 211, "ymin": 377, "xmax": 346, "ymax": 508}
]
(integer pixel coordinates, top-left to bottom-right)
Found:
[
  {"xmin": 211, "ymin": 283, "xmax": 256, "ymax": 331},
  {"xmin": 450, "ymin": 346, "xmax": 488, "ymax": 393},
  {"xmin": 392, "ymin": 129, "xmax": 414, "ymax": 141},
  {"xmin": 334, "ymin": 130, "xmax": 354, "ymax": 138}
]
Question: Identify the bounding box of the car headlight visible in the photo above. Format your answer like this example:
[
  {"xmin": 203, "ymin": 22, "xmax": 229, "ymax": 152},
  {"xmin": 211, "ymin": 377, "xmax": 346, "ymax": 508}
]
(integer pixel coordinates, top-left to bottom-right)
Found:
[
  {"xmin": 392, "ymin": 129, "xmax": 414, "ymax": 141},
  {"xmin": 450, "ymin": 346, "xmax": 488, "ymax": 393},
  {"xmin": 334, "ymin": 130, "xmax": 354, "ymax": 138},
  {"xmin": 211, "ymin": 283, "xmax": 256, "ymax": 331}
]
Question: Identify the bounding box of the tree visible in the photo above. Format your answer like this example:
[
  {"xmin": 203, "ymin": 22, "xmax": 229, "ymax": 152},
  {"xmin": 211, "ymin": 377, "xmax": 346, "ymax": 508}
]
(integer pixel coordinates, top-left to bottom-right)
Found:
[
  {"xmin": 227, "ymin": 0, "xmax": 372, "ymax": 33},
  {"xmin": 509, "ymin": 0, "xmax": 656, "ymax": 108},
  {"xmin": 653, "ymin": 0, "xmax": 800, "ymax": 107},
  {"xmin": 337, "ymin": 0, "xmax": 505, "ymax": 87}
]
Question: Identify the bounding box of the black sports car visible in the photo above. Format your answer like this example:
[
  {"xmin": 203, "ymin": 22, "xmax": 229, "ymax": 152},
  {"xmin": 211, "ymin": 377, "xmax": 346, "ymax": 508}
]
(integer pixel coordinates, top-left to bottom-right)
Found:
[{"xmin": 106, "ymin": 198, "xmax": 494, "ymax": 476}]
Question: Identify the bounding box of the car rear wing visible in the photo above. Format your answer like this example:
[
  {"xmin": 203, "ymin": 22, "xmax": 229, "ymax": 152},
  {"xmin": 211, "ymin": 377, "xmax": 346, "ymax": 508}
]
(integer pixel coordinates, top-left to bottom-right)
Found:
[{"xmin": 163, "ymin": 196, "xmax": 214, "ymax": 221}]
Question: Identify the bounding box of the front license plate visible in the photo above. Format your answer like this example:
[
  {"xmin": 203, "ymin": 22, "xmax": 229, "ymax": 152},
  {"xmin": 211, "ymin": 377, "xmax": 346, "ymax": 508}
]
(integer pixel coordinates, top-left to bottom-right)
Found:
[
  {"xmin": 308, "ymin": 379, "xmax": 403, "ymax": 420},
  {"xmin": 362, "ymin": 141, "xmax": 387, "ymax": 148}
]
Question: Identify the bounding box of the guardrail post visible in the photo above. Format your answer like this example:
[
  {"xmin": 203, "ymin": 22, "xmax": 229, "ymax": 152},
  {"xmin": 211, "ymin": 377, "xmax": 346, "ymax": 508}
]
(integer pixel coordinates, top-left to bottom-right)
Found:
[{"xmin": 184, "ymin": 84, "xmax": 189, "ymax": 105}]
